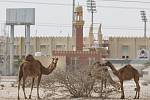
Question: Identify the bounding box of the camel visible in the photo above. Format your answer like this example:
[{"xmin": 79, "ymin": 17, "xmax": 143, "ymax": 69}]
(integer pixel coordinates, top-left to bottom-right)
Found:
[
  {"xmin": 17, "ymin": 54, "xmax": 58, "ymax": 100},
  {"xmin": 89, "ymin": 61, "xmax": 120, "ymax": 97},
  {"xmin": 103, "ymin": 61, "xmax": 140, "ymax": 99}
]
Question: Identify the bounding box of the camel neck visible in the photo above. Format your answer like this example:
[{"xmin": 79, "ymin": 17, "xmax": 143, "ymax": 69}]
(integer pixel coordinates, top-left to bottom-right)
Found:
[
  {"xmin": 109, "ymin": 64, "xmax": 119, "ymax": 77},
  {"xmin": 42, "ymin": 62, "xmax": 57, "ymax": 75}
]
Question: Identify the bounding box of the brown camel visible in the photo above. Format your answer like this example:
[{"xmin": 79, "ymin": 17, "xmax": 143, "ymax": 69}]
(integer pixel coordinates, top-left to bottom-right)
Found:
[
  {"xmin": 17, "ymin": 54, "xmax": 58, "ymax": 100},
  {"xmin": 90, "ymin": 61, "xmax": 120, "ymax": 97},
  {"xmin": 103, "ymin": 61, "xmax": 140, "ymax": 99}
]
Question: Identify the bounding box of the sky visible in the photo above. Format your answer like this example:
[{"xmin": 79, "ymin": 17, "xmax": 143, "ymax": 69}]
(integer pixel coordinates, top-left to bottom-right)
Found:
[{"xmin": 0, "ymin": 0, "xmax": 150, "ymax": 38}]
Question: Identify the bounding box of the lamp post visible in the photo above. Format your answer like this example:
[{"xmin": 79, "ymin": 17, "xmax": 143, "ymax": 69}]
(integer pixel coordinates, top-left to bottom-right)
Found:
[{"xmin": 140, "ymin": 10, "xmax": 147, "ymax": 38}]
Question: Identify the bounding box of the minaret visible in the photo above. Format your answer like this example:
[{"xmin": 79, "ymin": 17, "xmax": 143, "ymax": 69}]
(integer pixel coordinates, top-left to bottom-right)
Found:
[
  {"xmin": 98, "ymin": 24, "xmax": 103, "ymax": 47},
  {"xmin": 72, "ymin": 6, "xmax": 84, "ymax": 51},
  {"xmin": 89, "ymin": 24, "xmax": 94, "ymax": 47}
]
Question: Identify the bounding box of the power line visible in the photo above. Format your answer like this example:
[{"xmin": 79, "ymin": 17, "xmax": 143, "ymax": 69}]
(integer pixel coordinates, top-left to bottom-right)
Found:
[
  {"xmin": 0, "ymin": 0, "xmax": 72, "ymax": 6},
  {"xmin": 99, "ymin": 0, "xmax": 150, "ymax": 4},
  {"xmin": 36, "ymin": 24, "xmax": 148, "ymax": 30},
  {"xmin": 96, "ymin": 5, "xmax": 150, "ymax": 10},
  {"xmin": 0, "ymin": 21, "xmax": 148, "ymax": 30},
  {"xmin": 0, "ymin": 0, "xmax": 150, "ymax": 10}
]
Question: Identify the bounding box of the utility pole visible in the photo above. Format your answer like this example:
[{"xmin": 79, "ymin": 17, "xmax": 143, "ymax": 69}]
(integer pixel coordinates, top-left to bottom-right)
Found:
[
  {"xmin": 72, "ymin": 0, "xmax": 75, "ymax": 37},
  {"xmin": 87, "ymin": 0, "xmax": 96, "ymax": 47}
]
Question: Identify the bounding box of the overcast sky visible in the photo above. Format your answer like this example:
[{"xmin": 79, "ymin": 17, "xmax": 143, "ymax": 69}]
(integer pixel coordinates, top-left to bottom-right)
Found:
[{"xmin": 0, "ymin": 0, "xmax": 150, "ymax": 38}]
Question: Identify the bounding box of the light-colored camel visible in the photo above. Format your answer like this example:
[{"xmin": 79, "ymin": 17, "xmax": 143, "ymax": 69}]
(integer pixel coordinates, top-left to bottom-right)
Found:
[
  {"xmin": 90, "ymin": 61, "xmax": 120, "ymax": 97},
  {"xmin": 104, "ymin": 61, "xmax": 140, "ymax": 99},
  {"xmin": 17, "ymin": 54, "xmax": 58, "ymax": 100}
]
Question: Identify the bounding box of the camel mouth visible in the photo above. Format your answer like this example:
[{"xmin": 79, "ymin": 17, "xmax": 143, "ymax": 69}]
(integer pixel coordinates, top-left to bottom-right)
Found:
[{"xmin": 99, "ymin": 63, "xmax": 107, "ymax": 66}]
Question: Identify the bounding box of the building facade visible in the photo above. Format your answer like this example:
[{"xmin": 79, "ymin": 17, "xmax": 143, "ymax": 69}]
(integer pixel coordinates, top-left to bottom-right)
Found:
[
  {"xmin": 0, "ymin": 5, "xmax": 105, "ymax": 75},
  {"xmin": 109, "ymin": 37, "xmax": 150, "ymax": 59}
]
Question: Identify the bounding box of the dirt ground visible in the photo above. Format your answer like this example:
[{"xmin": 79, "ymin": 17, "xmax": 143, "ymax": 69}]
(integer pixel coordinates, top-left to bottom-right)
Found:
[{"xmin": 0, "ymin": 79, "xmax": 150, "ymax": 100}]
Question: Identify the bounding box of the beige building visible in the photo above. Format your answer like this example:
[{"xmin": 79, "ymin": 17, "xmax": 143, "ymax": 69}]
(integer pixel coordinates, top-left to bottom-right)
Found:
[
  {"xmin": 0, "ymin": 25, "xmax": 104, "ymax": 75},
  {"xmin": 1, "ymin": 34, "xmax": 150, "ymax": 75},
  {"xmin": 12, "ymin": 36, "xmax": 103, "ymax": 57},
  {"xmin": 109, "ymin": 37, "xmax": 150, "ymax": 59}
]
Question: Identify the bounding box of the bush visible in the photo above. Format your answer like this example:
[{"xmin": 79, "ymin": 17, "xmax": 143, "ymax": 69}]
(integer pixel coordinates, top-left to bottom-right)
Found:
[{"xmin": 54, "ymin": 65, "xmax": 95, "ymax": 98}]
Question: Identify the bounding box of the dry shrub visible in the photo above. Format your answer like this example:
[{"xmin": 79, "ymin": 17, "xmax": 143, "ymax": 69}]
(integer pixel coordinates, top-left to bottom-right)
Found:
[
  {"xmin": 40, "ymin": 74, "xmax": 58, "ymax": 94},
  {"xmin": 54, "ymin": 65, "xmax": 95, "ymax": 98}
]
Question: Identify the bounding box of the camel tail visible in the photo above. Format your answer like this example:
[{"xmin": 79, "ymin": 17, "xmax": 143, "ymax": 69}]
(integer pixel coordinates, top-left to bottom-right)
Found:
[{"xmin": 18, "ymin": 63, "xmax": 23, "ymax": 81}]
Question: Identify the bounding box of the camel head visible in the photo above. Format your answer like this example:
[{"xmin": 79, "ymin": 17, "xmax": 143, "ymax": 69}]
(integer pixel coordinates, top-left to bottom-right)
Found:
[
  {"xmin": 104, "ymin": 61, "xmax": 112, "ymax": 66},
  {"xmin": 51, "ymin": 57, "xmax": 58, "ymax": 66},
  {"xmin": 54, "ymin": 57, "xmax": 58, "ymax": 64},
  {"xmin": 93, "ymin": 61, "xmax": 101, "ymax": 68},
  {"xmin": 52, "ymin": 58, "xmax": 55, "ymax": 63},
  {"xmin": 25, "ymin": 54, "xmax": 35, "ymax": 62},
  {"xmin": 93, "ymin": 61, "xmax": 108, "ymax": 68},
  {"xmin": 89, "ymin": 61, "xmax": 109, "ymax": 77}
]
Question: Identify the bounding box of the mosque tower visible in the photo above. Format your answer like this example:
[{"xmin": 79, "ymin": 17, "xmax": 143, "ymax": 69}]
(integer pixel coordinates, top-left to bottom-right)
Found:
[{"xmin": 72, "ymin": 5, "xmax": 84, "ymax": 51}]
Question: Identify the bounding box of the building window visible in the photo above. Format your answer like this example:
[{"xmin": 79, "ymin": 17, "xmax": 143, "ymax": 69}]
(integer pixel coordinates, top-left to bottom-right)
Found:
[
  {"xmin": 23, "ymin": 45, "xmax": 34, "ymax": 55},
  {"xmin": 71, "ymin": 57, "xmax": 80, "ymax": 65},
  {"xmin": 122, "ymin": 45, "xmax": 129, "ymax": 56},
  {"xmin": 40, "ymin": 45, "xmax": 48, "ymax": 56},
  {"xmin": 56, "ymin": 44, "xmax": 65, "ymax": 50}
]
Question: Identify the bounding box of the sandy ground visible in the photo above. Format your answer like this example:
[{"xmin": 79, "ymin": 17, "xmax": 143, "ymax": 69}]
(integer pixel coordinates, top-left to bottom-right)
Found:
[{"xmin": 0, "ymin": 79, "xmax": 150, "ymax": 100}]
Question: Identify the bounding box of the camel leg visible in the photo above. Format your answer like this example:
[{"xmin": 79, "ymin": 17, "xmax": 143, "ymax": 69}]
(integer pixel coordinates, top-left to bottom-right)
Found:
[
  {"xmin": 22, "ymin": 77, "xmax": 27, "ymax": 99},
  {"xmin": 37, "ymin": 75, "xmax": 42, "ymax": 99},
  {"xmin": 100, "ymin": 79, "xmax": 103, "ymax": 98},
  {"xmin": 137, "ymin": 84, "xmax": 140, "ymax": 99},
  {"xmin": 104, "ymin": 79, "xmax": 107, "ymax": 89},
  {"xmin": 29, "ymin": 78, "xmax": 35, "ymax": 99},
  {"xmin": 104, "ymin": 79, "xmax": 107, "ymax": 98},
  {"xmin": 134, "ymin": 80, "xmax": 140, "ymax": 99},
  {"xmin": 18, "ymin": 67, "xmax": 23, "ymax": 100},
  {"xmin": 120, "ymin": 81, "xmax": 125, "ymax": 99},
  {"xmin": 18, "ymin": 78, "xmax": 22, "ymax": 100},
  {"xmin": 134, "ymin": 88, "xmax": 137, "ymax": 99}
]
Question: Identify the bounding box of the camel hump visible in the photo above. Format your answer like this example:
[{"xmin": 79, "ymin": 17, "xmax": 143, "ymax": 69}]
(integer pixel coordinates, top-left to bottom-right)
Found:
[
  {"xmin": 25, "ymin": 54, "xmax": 35, "ymax": 62},
  {"xmin": 124, "ymin": 64, "xmax": 134, "ymax": 69},
  {"xmin": 124, "ymin": 64, "xmax": 139, "ymax": 74}
]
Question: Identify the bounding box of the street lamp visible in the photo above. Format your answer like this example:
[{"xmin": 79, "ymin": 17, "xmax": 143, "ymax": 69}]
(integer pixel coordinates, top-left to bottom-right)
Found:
[{"xmin": 140, "ymin": 10, "xmax": 147, "ymax": 38}]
